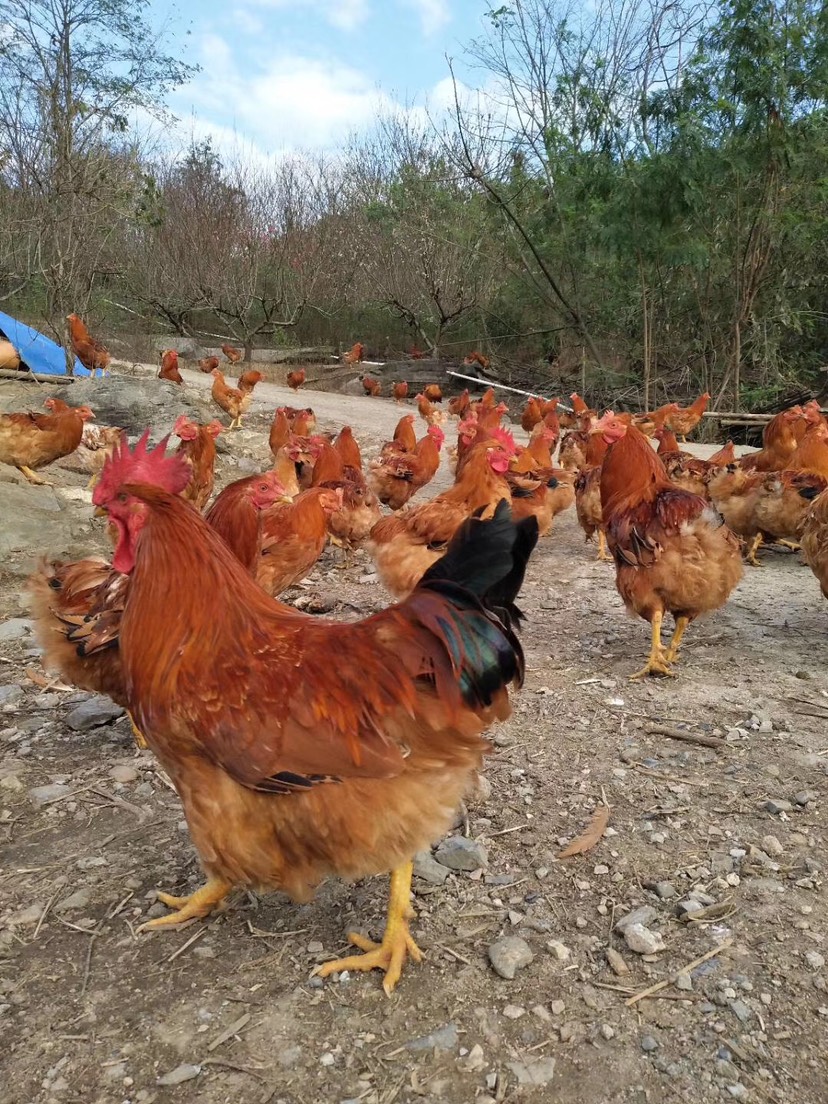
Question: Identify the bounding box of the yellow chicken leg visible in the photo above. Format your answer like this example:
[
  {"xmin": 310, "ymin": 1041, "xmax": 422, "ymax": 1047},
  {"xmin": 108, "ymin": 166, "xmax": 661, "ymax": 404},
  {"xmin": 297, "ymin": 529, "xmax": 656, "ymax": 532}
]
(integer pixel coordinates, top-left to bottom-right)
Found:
[
  {"xmin": 18, "ymin": 465, "xmax": 51, "ymax": 485},
  {"xmin": 630, "ymin": 611, "xmax": 674, "ymax": 679},
  {"xmin": 775, "ymin": 539, "xmax": 801, "ymax": 552},
  {"xmin": 746, "ymin": 533, "xmax": 764, "ymax": 566},
  {"xmin": 596, "ymin": 530, "xmax": 612, "ymax": 562},
  {"xmin": 314, "ymin": 862, "xmax": 423, "ymax": 995},
  {"xmin": 127, "ymin": 711, "xmax": 148, "ymax": 750},
  {"xmin": 138, "ymin": 877, "xmax": 232, "ymax": 931},
  {"xmin": 664, "ymin": 615, "xmax": 690, "ymax": 665}
]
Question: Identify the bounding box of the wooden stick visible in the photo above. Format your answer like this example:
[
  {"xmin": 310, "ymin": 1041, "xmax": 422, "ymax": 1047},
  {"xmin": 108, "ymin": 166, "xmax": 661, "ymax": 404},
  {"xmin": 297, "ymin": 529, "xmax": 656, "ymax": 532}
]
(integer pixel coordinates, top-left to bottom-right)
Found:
[
  {"xmin": 645, "ymin": 724, "xmax": 726, "ymax": 750},
  {"xmin": 625, "ymin": 939, "xmax": 733, "ymax": 1006}
]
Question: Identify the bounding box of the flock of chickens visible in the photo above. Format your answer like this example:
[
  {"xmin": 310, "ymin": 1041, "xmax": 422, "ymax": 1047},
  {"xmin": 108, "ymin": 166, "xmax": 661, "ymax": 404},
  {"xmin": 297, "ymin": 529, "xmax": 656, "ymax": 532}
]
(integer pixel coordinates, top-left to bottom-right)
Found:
[{"xmin": 3, "ymin": 321, "xmax": 828, "ymax": 995}]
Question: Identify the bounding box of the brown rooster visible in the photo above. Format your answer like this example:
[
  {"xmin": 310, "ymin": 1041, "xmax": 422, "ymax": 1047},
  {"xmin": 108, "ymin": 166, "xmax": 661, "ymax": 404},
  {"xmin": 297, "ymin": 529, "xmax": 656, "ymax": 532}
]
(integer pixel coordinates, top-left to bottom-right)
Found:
[
  {"xmin": 159, "ymin": 349, "xmax": 183, "ymax": 385},
  {"xmin": 343, "ymin": 342, "xmax": 365, "ymax": 364},
  {"xmin": 393, "ymin": 381, "xmax": 409, "ymax": 402},
  {"xmin": 198, "ymin": 356, "xmax": 220, "ymax": 374},
  {"xmin": 221, "ymin": 344, "xmax": 243, "ymax": 364},
  {"xmin": 287, "ymin": 368, "xmax": 306, "ymax": 391},
  {"xmin": 362, "ymin": 376, "xmax": 382, "ymax": 397},
  {"xmin": 173, "ymin": 416, "xmax": 223, "ymax": 510},
  {"xmin": 67, "ymin": 314, "xmax": 111, "ymax": 374}
]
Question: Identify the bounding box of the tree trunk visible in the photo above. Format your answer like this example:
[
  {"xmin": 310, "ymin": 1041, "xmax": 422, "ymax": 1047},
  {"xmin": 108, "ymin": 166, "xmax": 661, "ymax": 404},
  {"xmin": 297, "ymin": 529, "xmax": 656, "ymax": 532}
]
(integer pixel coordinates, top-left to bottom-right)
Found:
[{"xmin": 243, "ymin": 340, "xmax": 254, "ymax": 363}]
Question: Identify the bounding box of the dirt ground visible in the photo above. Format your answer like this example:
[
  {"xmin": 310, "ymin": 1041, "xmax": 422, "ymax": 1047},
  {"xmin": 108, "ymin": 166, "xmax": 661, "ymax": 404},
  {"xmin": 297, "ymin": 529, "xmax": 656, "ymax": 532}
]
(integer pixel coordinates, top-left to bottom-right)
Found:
[{"xmin": 1, "ymin": 373, "xmax": 827, "ymax": 1104}]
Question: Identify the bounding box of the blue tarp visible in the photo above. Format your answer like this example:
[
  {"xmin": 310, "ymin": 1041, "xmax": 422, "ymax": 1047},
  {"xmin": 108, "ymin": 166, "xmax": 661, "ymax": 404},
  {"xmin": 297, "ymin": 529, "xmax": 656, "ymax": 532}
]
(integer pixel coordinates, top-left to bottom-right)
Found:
[{"xmin": 0, "ymin": 310, "xmax": 98, "ymax": 376}]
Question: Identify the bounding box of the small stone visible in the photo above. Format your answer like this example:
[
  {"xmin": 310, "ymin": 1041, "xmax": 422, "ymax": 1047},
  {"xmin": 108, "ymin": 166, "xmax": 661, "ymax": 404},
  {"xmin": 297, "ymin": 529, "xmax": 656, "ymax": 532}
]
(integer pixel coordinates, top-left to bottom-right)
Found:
[
  {"xmin": 640, "ymin": 1035, "xmax": 659, "ymax": 1052},
  {"xmin": 109, "ymin": 764, "xmax": 138, "ymax": 784},
  {"xmin": 676, "ymin": 973, "xmax": 693, "ymax": 992},
  {"xmin": 8, "ymin": 903, "xmax": 43, "ymax": 926},
  {"xmin": 614, "ymin": 906, "xmax": 657, "ymax": 933},
  {"xmin": 65, "ymin": 696, "xmax": 124, "ymax": 731},
  {"xmin": 761, "ymin": 835, "xmax": 783, "ymax": 856},
  {"xmin": 55, "ymin": 889, "xmax": 91, "ymax": 913},
  {"xmin": 459, "ymin": 1043, "xmax": 486, "ymax": 1072},
  {"xmin": 727, "ymin": 1085, "xmax": 749, "ymax": 1100},
  {"xmin": 606, "ymin": 947, "xmax": 630, "ymax": 976},
  {"xmin": 0, "ymin": 684, "xmax": 22, "ymax": 704},
  {"xmin": 503, "ymin": 1004, "xmax": 525, "ymax": 1019},
  {"xmin": 488, "ymin": 936, "xmax": 533, "ymax": 980},
  {"xmin": 593, "ymin": 864, "xmax": 610, "ymax": 875},
  {"xmin": 763, "ymin": 799, "xmax": 793, "ymax": 815},
  {"xmin": 406, "ymin": 1022, "xmax": 458, "ymax": 1051},
  {"xmin": 729, "ymin": 1000, "xmax": 752, "ymax": 1023},
  {"xmin": 319, "ymin": 1052, "xmax": 335, "ymax": 1067},
  {"xmin": 654, "ymin": 882, "xmax": 677, "ymax": 899},
  {"xmin": 805, "ymin": 951, "xmax": 825, "ymax": 970},
  {"xmin": 650, "ymin": 831, "xmax": 667, "ymax": 844},
  {"xmin": 794, "ymin": 791, "xmax": 816, "ymax": 806},
  {"xmin": 507, "ymin": 1058, "xmax": 556, "ymax": 1086},
  {"xmin": 531, "ymin": 1004, "xmax": 551, "ymax": 1022},
  {"xmin": 599, "ymin": 1023, "xmax": 615, "ymax": 1040},
  {"xmin": 549, "ymin": 999, "xmax": 565, "ymax": 1015},
  {"xmin": 434, "ymin": 836, "xmax": 488, "ymax": 871},
  {"xmin": 307, "ymin": 940, "xmax": 324, "ymax": 954},
  {"xmin": 675, "ymin": 897, "xmax": 704, "ymax": 920},
  {"xmin": 28, "ymin": 783, "xmax": 70, "ymax": 805},
  {"xmin": 0, "ymin": 617, "xmax": 33, "ymax": 642},
  {"xmin": 623, "ymin": 924, "xmax": 665, "ymax": 955},
  {"xmin": 412, "ymin": 850, "xmax": 450, "ymax": 885},
  {"xmin": 156, "ymin": 1064, "xmax": 201, "ymax": 1086},
  {"xmin": 546, "ymin": 939, "xmax": 571, "ymax": 962}
]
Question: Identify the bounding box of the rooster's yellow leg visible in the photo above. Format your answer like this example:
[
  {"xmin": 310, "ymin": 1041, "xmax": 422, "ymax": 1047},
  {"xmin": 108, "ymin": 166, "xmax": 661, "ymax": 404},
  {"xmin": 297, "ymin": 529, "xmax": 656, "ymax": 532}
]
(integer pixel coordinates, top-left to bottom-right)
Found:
[
  {"xmin": 314, "ymin": 861, "xmax": 423, "ymax": 995},
  {"xmin": 137, "ymin": 877, "xmax": 232, "ymax": 931},
  {"xmin": 18, "ymin": 465, "xmax": 50, "ymax": 485},
  {"xmin": 630, "ymin": 611, "xmax": 673, "ymax": 680},
  {"xmin": 596, "ymin": 530, "xmax": 612, "ymax": 562},
  {"xmin": 776, "ymin": 539, "xmax": 801, "ymax": 552},
  {"xmin": 127, "ymin": 711, "xmax": 148, "ymax": 750},
  {"xmin": 746, "ymin": 533, "xmax": 764, "ymax": 566},
  {"xmin": 664, "ymin": 616, "xmax": 690, "ymax": 665}
]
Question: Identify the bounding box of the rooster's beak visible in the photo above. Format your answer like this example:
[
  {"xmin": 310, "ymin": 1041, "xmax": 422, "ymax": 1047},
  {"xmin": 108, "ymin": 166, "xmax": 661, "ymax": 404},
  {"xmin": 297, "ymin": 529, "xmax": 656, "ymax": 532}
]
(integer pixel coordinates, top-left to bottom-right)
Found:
[{"xmin": 93, "ymin": 506, "xmax": 107, "ymax": 518}]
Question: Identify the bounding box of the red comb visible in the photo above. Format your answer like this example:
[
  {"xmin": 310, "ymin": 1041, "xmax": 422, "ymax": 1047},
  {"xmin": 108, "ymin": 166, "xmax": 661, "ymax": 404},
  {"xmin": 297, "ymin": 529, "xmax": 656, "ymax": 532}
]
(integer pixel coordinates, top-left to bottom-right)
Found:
[{"xmin": 93, "ymin": 429, "xmax": 191, "ymax": 505}]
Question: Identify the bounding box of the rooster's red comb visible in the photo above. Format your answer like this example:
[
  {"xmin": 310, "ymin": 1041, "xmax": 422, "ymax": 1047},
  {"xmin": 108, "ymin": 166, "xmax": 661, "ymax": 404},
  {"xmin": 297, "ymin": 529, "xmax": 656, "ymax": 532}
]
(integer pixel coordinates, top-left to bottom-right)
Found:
[{"xmin": 93, "ymin": 429, "xmax": 191, "ymax": 505}]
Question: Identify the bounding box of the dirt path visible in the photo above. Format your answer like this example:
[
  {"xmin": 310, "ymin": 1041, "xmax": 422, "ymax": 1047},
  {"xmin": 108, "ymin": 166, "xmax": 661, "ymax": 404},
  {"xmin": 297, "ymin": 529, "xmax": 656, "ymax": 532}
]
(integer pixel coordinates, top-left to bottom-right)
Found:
[{"xmin": 1, "ymin": 388, "xmax": 827, "ymax": 1104}]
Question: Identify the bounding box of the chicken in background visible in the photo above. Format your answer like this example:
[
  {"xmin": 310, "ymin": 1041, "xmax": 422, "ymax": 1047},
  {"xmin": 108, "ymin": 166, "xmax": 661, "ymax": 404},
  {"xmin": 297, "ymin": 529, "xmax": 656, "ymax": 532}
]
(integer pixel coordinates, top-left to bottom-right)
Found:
[
  {"xmin": 665, "ymin": 392, "xmax": 711, "ymax": 441},
  {"xmin": 655, "ymin": 427, "xmax": 710, "ymax": 497},
  {"xmin": 415, "ymin": 392, "xmax": 443, "ymax": 424},
  {"xmin": 287, "ymin": 368, "xmax": 306, "ymax": 391},
  {"xmin": 408, "ymin": 346, "xmax": 425, "ymax": 359},
  {"xmin": 0, "ymin": 403, "xmax": 94, "ymax": 484},
  {"xmin": 521, "ymin": 398, "xmax": 543, "ymax": 434},
  {"xmin": 448, "ymin": 389, "xmax": 471, "ymax": 419},
  {"xmin": 211, "ymin": 369, "xmax": 252, "ymax": 429},
  {"xmin": 238, "ymin": 369, "xmax": 264, "ymax": 396},
  {"xmin": 630, "ymin": 402, "xmax": 680, "ymax": 439},
  {"xmin": 423, "ymin": 383, "xmax": 443, "ymax": 404},
  {"xmin": 89, "ymin": 432, "xmax": 537, "ymax": 994},
  {"xmin": 370, "ymin": 425, "xmax": 444, "ymax": 510},
  {"xmin": 369, "ymin": 437, "xmax": 516, "ymax": 598},
  {"xmin": 571, "ymin": 413, "xmax": 620, "ymax": 560},
  {"xmin": 204, "ymin": 472, "xmax": 291, "ymax": 574},
  {"xmin": 256, "ymin": 487, "xmax": 344, "ymax": 595},
  {"xmin": 343, "ymin": 342, "xmax": 365, "ymax": 364},
  {"xmin": 173, "ymin": 416, "xmax": 223, "ymax": 510},
  {"xmin": 312, "ymin": 438, "xmax": 381, "ymax": 554},
  {"xmin": 222, "ymin": 344, "xmax": 242, "ymax": 364},
  {"xmin": 362, "ymin": 376, "xmax": 382, "ymax": 397},
  {"xmin": 506, "ymin": 427, "xmax": 574, "ymax": 536},
  {"xmin": 393, "ymin": 381, "xmax": 409, "ymax": 402},
  {"xmin": 800, "ymin": 486, "xmax": 828, "ymax": 600},
  {"xmin": 463, "ymin": 351, "xmax": 490, "ymax": 371},
  {"xmin": 279, "ymin": 406, "xmax": 317, "ymax": 434},
  {"xmin": 158, "ymin": 349, "xmax": 183, "ymax": 385},
  {"xmin": 198, "ymin": 356, "xmax": 220, "ymax": 374},
  {"xmin": 600, "ymin": 418, "xmax": 742, "ymax": 678},
  {"xmin": 706, "ymin": 464, "xmax": 765, "ymax": 564},
  {"xmin": 378, "ymin": 414, "xmax": 418, "ymax": 462},
  {"xmin": 66, "ymin": 314, "xmax": 110, "ymax": 375}
]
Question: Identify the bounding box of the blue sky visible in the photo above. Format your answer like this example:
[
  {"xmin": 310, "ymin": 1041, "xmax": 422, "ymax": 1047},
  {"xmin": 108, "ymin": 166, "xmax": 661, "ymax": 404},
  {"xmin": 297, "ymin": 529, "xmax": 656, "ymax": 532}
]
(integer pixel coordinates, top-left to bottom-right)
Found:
[{"xmin": 159, "ymin": 0, "xmax": 491, "ymax": 156}]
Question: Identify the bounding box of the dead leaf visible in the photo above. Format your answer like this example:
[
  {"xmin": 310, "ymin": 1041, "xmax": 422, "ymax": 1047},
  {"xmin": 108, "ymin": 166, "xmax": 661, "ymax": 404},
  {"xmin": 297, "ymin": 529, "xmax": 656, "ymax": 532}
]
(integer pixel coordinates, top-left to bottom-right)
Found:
[
  {"xmin": 25, "ymin": 667, "xmax": 74, "ymax": 692},
  {"xmin": 558, "ymin": 805, "xmax": 611, "ymax": 858}
]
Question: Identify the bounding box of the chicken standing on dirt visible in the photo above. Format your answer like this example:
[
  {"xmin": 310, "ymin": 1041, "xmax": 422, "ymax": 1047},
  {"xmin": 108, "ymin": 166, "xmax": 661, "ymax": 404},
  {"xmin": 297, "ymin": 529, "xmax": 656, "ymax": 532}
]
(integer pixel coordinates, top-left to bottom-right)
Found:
[
  {"xmin": 211, "ymin": 369, "xmax": 251, "ymax": 429},
  {"xmin": 255, "ymin": 486, "xmax": 344, "ymax": 595},
  {"xmin": 287, "ymin": 368, "xmax": 306, "ymax": 391},
  {"xmin": 198, "ymin": 356, "xmax": 220, "ymax": 374},
  {"xmin": 173, "ymin": 416, "xmax": 223, "ymax": 510},
  {"xmin": 369, "ymin": 425, "xmax": 444, "ymax": 510},
  {"xmin": 0, "ymin": 403, "xmax": 94, "ymax": 484},
  {"xmin": 158, "ymin": 349, "xmax": 183, "ymax": 385},
  {"xmin": 67, "ymin": 314, "xmax": 110, "ymax": 374},
  {"xmin": 89, "ymin": 435, "xmax": 538, "ymax": 995},
  {"xmin": 222, "ymin": 344, "xmax": 242, "ymax": 364},
  {"xmin": 600, "ymin": 419, "xmax": 743, "ymax": 679},
  {"xmin": 362, "ymin": 376, "xmax": 381, "ymax": 397},
  {"xmin": 665, "ymin": 392, "xmax": 710, "ymax": 441}
]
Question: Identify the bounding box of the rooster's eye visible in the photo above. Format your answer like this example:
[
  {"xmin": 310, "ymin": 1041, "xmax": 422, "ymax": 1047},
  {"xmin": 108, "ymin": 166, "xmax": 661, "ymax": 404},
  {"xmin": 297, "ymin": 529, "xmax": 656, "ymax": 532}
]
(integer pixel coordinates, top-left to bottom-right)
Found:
[{"xmin": 117, "ymin": 492, "xmax": 128, "ymax": 503}]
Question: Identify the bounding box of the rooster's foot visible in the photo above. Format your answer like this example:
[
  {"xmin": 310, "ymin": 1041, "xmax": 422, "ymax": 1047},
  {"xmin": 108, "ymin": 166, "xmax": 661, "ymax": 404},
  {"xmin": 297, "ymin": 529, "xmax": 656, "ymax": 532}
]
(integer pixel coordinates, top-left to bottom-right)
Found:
[
  {"xmin": 138, "ymin": 877, "xmax": 231, "ymax": 931},
  {"xmin": 314, "ymin": 862, "xmax": 422, "ymax": 995},
  {"xmin": 18, "ymin": 466, "xmax": 51, "ymax": 485}
]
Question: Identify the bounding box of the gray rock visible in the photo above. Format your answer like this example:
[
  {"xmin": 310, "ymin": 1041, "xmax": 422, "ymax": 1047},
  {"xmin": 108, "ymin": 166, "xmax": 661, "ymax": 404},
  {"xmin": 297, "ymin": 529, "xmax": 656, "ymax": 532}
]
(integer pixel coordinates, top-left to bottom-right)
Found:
[
  {"xmin": 805, "ymin": 951, "xmax": 825, "ymax": 970},
  {"xmin": 55, "ymin": 888, "xmax": 91, "ymax": 912},
  {"xmin": 434, "ymin": 835, "xmax": 488, "ymax": 871},
  {"xmin": 727, "ymin": 1085, "xmax": 749, "ymax": 1100},
  {"xmin": 109, "ymin": 763, "xmax": 139, "ymax": 784},
  {"xmin": 654, "ymin": 882, "xmax": 677, "ymax": 899},
  {"xmin": 0, "ymin": 684, "xmax": 22, "ymax": 705},
  {"xmin": 507, "ymin": 1059, "xmax": 556, "ymax": 1086},
  {"xmin": 65, "ymin": 696, "xmax": 124, "ymax": 731},
  {"xmin": 761, "ymin": 835, "xmax": 784, "ymax": 856},
  {"xmin": 729, "ymin": 999, "xmax": 752, "ymax": 1023},
  {"xmin": 0, "ymin": 483, "xmax": 63, "ymax": 559},
  {"xmin": 0, "ymin": 618, "xmax": 33, "ymax": 642},
  {"xmin": 794, "ymin": 791, "xmax": 817, "ymax": 806},
  {"xmin": 676, "ymin": 973, "xmax": 693, "ymax": 992},
  {"xmin": 406, "ymin": 1022, "xmax": 458, "ymax": 1052},
  {"xmin": 614, "ymin": 905, "xmax": 657, "ymax": 933},
  {"xmin": 623, "ymin": 924, "xmax": 665, "ymax": 955},
  {"xmin": 764, "ymin": 798, "xmax": 793, "ymax": 814},
  {"xmin": 156, "ymin": 1064, "xmax": 201, "ymax": 1086},
  {"xmin": 29, "ymin": 782, "xmax": 70, "ymax": 804},
  {"xmin": 640, "ymin": 1035, "xmax": 659, "ymax": 1052},
  {"xmin": 413, "ymin": 850, "xmax": 450, "ymax": 885},
  {"xmin": 49, "ymin": 376, "xmax": 213, "ymax": 441},
  {"xmin": 488, "ymin": 936, "xmax": 534, "ymax": 979}
]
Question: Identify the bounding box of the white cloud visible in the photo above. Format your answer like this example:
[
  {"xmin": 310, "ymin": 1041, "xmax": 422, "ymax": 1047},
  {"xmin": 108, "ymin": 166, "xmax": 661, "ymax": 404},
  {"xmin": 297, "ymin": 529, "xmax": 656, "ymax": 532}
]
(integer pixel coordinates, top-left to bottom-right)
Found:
[
  {"xmin": 247, "ymin": 0, "xmax": 370, "ymax": 32},
  {"xmin": 405, "ymin": 0, "xmax": 450, "ymax": 36}
]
